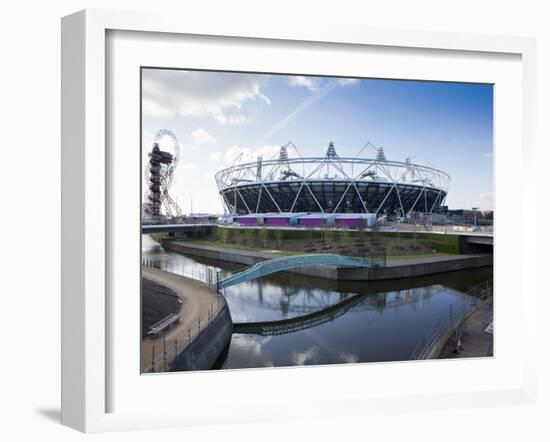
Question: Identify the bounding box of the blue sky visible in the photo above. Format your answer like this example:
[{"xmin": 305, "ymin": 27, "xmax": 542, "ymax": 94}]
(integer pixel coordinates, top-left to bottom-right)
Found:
[{"xmin": 142, "ymin": 69, "xmax": 493, "ymax": 213}]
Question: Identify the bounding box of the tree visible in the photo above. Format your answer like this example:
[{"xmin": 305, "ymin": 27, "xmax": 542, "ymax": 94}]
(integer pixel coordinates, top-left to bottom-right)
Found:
[
  {"xmin": 305, "ymin": 229, "xmax": 313, "ymax": 247},
  {"xmin": 372, "ymin": 220, "xmax": 380, "ymax": 240},
  {"xmin": 324, "ymin": 228, "xmax": 334, "ymax": 247},
  {"xmin": 245, "ymin": 228, "xmax": 255, "ymax": 246},
  {"xmin": 275, "ymin": 229, "xmax": 283, "ymax": 248},
  {"xmin": 237, "ymin": 229, "xmax": 246, "ymax": 245},
  {"xmin": 259, "ymin": 228, "xmax": 269, "ymax": 248},
  {"xmin": 341, "ymin": 228, "xmax": 350, "ymax": 249},
  {"xmin": 219, "ymin": 227, "xmax": 229, "ymax": 245}
]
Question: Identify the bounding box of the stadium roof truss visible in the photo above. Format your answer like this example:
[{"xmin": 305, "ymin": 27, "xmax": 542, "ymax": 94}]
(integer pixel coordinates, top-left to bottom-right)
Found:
[{"xmin": 215, "ymin": 142, "xmax": 450, "ymax": 216}]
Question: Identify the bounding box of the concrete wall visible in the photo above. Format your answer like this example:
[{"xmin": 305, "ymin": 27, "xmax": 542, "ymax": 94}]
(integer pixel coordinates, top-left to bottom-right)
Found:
[
  {"xmin": 170, "ymin": 303, "xmax": 233, "ymax": 371},
  {"xmin": 162, "ymin": 240, "xmax": 492, "ymax": 282},
  {"xmin": 339, "ymin": 255, "xmax": 493, "ymax": 281},
  {"xmin": 458, "ymin": 235, "xmax": 494, "ymax": 254}
]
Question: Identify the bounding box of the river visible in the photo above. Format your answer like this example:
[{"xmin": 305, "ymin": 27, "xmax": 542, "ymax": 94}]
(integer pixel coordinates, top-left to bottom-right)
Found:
[{"xmin": 142, "ymin": 235, "xmax": 492, "ymax": 369}]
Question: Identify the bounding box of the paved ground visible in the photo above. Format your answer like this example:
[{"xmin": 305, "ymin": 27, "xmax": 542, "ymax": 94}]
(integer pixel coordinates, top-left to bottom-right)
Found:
[
  {"xmin": 141, "ymin": 266, "xmax": 222, "ymax": 371},
  {"xmin": 438, "ymin": 300, "xmax": 494, "ymax": 359}
]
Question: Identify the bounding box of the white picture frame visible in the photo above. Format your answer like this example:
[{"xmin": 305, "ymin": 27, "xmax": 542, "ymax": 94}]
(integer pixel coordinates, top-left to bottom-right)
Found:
[{"xmin": 61, "ymin": 9, "xmax": 537, "ymax": 433}]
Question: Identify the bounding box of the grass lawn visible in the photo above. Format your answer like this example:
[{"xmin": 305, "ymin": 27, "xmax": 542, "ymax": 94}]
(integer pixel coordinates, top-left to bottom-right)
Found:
[{"xmin": 186, "ymin": 239, "xmax": 302, "ymax": 256}]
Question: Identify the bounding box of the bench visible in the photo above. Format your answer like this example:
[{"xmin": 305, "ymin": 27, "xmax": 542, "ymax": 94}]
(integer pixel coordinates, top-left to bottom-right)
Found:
[{"xmin": 147, "ymin": 313, "xmax": 180, "ymax": 337}]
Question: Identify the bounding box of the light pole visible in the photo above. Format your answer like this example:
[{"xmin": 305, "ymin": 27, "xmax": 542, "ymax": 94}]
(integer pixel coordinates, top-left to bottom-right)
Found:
[{"xmin": 472, "ymin": 207, "xmax": 479, "ymax": 227}]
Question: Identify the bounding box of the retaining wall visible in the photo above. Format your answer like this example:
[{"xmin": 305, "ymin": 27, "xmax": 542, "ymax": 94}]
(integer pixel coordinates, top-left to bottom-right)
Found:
[
  {"xmin": 170, "ymin": 303, "xmax": 233, "ymax": 371},
  {"xmin": 162, "ymin": 240, "xmax": 492, "ymax": 281}
]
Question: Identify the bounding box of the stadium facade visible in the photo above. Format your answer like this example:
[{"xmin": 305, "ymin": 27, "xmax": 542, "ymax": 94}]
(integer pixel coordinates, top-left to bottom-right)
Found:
[{"xmin": 215, "ymin": 142, "xmax": 450, "ymax": 219}]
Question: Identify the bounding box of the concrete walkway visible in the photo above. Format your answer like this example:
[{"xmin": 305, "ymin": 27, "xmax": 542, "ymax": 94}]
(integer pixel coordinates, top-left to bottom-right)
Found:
[
  {"xmin": 438, "ymin": 300, "xmax": 494, "ymax": 359},
  {"xmin": 141, "ymin": 266, "xmax": 222, "ymax": 371}
]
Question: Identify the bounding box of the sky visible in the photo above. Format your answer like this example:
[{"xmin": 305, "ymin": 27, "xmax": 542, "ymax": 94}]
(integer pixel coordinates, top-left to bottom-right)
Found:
[{"xmin": 141, "ymin": 68, "xmax": 493, "ymax": 214}]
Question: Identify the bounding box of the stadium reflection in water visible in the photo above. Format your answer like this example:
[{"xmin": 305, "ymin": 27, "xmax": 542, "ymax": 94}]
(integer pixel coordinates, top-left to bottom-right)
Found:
[{"xmin": 142, "ymin": 235, "xmax": 492, "ymax": 369}]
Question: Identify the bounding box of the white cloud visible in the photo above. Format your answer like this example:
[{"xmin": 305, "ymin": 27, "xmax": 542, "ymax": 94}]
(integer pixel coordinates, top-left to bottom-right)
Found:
[
  {"xmin": 289, "ymin": 75, "xmax": 359, "ymax": 92},
  {"xmin": 339, "ymin": 351, "xmax": 359, "ymax": 363},
  {"xmin": 191, "ymin": 127, "xmax": 216, "ymax": 145},
  {"xmin": 208, "ymin": 151, "xmax": 223, "ymax": 162},
  {"xmin": 225, "ymin": 335, "xmax": 274, "ymax": 367},
  {"xmin": 223, "ymin": 144, "xmax": 281, "ymax": 166},
  {"xmin": 142, "ymin": 69, "xmax": 270, "ymax": 123},
  {"xmin": 337, "ymin": 78, "xmax": 360, "ymax": 87},
  {"xmin": 213, "ymin": 113, "xmax": 250, "ymax": 125},
  {"xmin": 288, "ymin": 75, "xmax": 321, "ymax": 91},
  {"xmin": 291, "ymin": 346, "xmax": 321, "ymax": 365},
  {"xmin": 178, "ymin": 163, "xmax": 199, "ymax": 171}
]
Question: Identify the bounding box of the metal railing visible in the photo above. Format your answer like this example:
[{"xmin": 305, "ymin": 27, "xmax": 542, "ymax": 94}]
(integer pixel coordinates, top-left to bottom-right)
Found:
[
  {"xmin": 141, "ymin": 257, "xmax": 226, "ymax": 372},
  {"xmin": 409, "ymin": 279, "xmax": 493, "ymax": 360},
  {"xmin": 142, "ymin": 296, "xmax": 226, "ymax": 373},
  {"xmin": 142, "ymin": 256, "xmax": 219, "ymax": 292}
]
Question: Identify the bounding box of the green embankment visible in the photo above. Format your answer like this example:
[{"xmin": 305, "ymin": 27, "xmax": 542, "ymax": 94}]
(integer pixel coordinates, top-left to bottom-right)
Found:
[
  {"xmin": 214, "ymin": 226, "xmax": 460, "ymax": 256},
  {"xmin": 182, "ymin": 239, "xmax": 302, "ymax": 256},
  {"xmin": 378, "ymin": 231, "xmax": 460, "ymax": 254},
  {"xmin": 147, "ymin": 226, "xmax": 460, "ymax": 257},
  {"xmin": 186, "ymin": 239, "xmax": 450, "ymax": 260}
]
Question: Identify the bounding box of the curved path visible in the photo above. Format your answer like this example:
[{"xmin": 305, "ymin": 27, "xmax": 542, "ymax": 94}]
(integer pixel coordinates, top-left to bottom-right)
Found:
[{"xmin": 141, "ymin": 266, "xmax": 222, "ymax": 371}]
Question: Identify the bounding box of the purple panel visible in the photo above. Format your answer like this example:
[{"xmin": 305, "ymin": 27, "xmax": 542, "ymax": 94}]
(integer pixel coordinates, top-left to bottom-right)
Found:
[
  {"xmin": 236, "ymin": 217, "xmax": 257, "ymax": 225},
  {"xmin": 265, "ymin": 217, "xmax": 289, "ymax": 226},
  {"xmin": 337, "ymin": 218, "xmax": 359, "ymax": 229},
  {"xmin": 300, "ymin": 218, "xmax": 323, "ymax": 227}
]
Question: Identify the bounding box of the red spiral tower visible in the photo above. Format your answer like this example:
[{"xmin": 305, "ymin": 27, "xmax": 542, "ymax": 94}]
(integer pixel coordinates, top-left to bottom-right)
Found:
[{"xmin": 144, "ymin": 129, "xmax": 182, "ymax": 221}]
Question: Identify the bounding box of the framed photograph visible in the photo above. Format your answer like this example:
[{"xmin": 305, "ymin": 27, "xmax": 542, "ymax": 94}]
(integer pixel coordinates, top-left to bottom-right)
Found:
[{"xmin": 61, "ymin": 9, "xmax": 537, "ymax": 432}]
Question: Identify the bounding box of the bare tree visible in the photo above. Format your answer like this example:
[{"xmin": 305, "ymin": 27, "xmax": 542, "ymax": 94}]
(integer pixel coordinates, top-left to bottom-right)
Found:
[{"xmin": 259, "ymin": 228, "xmax": 269, "ymax": 248}]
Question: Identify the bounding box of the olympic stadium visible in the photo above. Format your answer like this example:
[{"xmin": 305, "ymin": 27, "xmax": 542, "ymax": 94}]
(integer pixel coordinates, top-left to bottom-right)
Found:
[{"xmin": 215, "ymin": 142, "xmax": 450, "ymax": 225}]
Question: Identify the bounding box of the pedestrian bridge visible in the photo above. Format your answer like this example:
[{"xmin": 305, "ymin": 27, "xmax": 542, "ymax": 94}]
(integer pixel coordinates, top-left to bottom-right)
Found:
[
  {"xmin": 217, "ymin": 253, "xmax": 383, "ymax": 290},
  {"xmin": 142, "ymin": 223, "xmax": 215, "ymax": 234}
]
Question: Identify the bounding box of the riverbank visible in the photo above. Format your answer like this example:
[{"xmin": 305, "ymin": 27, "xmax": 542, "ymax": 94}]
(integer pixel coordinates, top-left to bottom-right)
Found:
[
  {"xmin": 141, "ymin": 266, "xmax": 232, "ymax": 372},
  {"xmin": 161, "ymin": 239, "xmax": 493, "ymax": 281},
  {"xmin": 437, "ymin": 299, "xmax": 494, "ymax": 359},
  {"xmin": 141, "ymin": 278, "xmax": 182, "ymax": 336}
]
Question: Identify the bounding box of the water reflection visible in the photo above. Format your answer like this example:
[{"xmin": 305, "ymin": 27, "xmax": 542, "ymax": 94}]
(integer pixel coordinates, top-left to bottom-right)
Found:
[{"xmin": 142, "ymin": 235, "xmax": 492, "ymax": 368}]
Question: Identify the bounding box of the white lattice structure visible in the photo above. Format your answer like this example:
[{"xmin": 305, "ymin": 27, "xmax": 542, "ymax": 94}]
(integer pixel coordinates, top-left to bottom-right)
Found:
[{"xmin": 215, "ymin": 142, "xmax": 450, "ymax": 217}]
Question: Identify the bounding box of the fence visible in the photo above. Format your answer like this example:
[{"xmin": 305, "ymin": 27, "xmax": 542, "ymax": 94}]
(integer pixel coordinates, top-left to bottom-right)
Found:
[
  {"xmin": 142, "ymin": 256, "xmax": 219, "ymax": 292},
  {"xmin": 141, "ymin": 257, "xmax": 226, "ymax": 373},
  {"xmin": 409, "ymin": 279, "xmax": 493, "ymax": 360}
]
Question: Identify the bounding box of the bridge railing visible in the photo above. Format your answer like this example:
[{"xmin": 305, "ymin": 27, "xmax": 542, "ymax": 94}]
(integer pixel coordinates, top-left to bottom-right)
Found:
[{"xmin": 217, "ymin": 252, "xmax": 386, "ymax": 291}]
